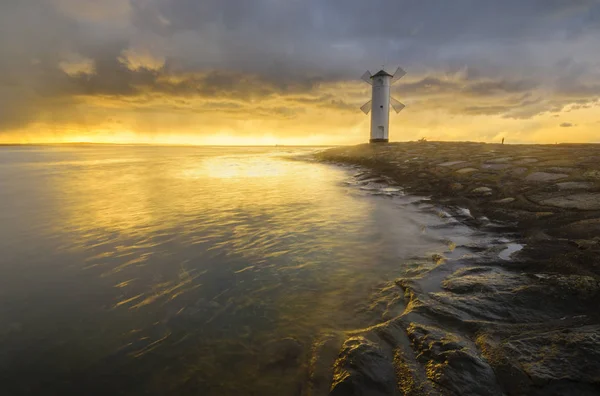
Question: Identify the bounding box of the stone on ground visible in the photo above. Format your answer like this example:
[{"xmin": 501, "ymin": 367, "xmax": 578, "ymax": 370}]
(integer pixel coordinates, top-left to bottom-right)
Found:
[
  {"xmin": 493, "ymin": 197, "xmax": 515, "ymax": 204},
  {"xmin": 438, "ymin": 161, "xmax": 466, "ymax": 167},
  {"xmin": 534, "ymin": 193, "xmax": 600, "ymax": 210},
  {"xmin": 526, "ymin": 172, "xmax": 569, "ymax": 182},
  {"xmin": 472, "ymin": 187, "xmax": 493, "ymax": 195},
  {"xmin": 555, "ymin": 182, "xmax": 594, "ymax": 191},
  {"xmin": 456, "ymin": 167, "xmax": 478, "ymax": 174},
  {"xmin": 330, "ymin": 337, "xmax": 398, "ymax": 396}
]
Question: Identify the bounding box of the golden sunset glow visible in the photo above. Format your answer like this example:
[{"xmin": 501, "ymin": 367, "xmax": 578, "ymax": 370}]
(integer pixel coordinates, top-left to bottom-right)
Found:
[
  {"xmin": 4, "ymin": 100, "xmax": 598, "ymax": 145},
  {"xmin": 1, "ymin": 1, "xmax": 599, "ymax": 145}
]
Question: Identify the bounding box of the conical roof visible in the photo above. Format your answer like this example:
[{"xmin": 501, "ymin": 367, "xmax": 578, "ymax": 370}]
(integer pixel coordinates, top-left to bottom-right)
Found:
[{"xmin": 371, "ymin": 69, "xmax": 393, "ymax": 78}]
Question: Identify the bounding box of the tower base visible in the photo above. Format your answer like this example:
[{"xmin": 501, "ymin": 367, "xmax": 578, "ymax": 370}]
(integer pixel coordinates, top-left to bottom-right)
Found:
[{"xmin": 369, "ymin": 138, "xmax": 389, "ymax": 144}]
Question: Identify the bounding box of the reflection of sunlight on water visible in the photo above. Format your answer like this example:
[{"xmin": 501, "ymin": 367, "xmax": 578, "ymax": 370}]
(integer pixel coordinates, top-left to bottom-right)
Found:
[
  {"xmin": 185, "ymin": 156, "xmax": 287, "ymax": 179},
  {"xmin": 39, "ymin": 148, "xmax": 378, "ymax": 354}
]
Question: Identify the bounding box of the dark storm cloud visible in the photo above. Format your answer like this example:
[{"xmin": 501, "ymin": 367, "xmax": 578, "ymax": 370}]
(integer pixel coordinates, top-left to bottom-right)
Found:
[
  {"xmin": 465, "ymin": 80, "xmax": 540, "ymax": 96},
  {"xmin": 148, "ymin": 0, "xmax": 598, "ymax": 44},
  {"xmin": 131, "ymin": 0, "xmax": 600, "ymax": 80},
  {"xmin": 1, "ymin": 0, "xmax": 600, "ymax": 131},
  {"xmin": 395, "ymin": 76, "xmax": 539, "ymax": 98}
]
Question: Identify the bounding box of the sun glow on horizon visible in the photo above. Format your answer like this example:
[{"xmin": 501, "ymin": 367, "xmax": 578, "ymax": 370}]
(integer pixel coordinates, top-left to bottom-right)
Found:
[
  {"xmin": 1, "ymin": 101, "xmax": 599, "ymax": 146},
  {"xmin": 2, "ymin": 130, "xmax": 350, "ymax": 146}
]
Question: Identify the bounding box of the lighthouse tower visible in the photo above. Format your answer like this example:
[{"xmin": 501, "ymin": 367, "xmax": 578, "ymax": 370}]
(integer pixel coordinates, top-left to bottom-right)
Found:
[{"xmin": 360, "ymin": 67, "xmax": 406, "ymax": 143}]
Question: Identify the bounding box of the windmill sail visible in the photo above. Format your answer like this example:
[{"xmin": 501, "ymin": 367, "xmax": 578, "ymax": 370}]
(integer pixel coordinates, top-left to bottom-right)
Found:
[
  {"xmin": 360, "ymin": 100, "xmax": 372, "ymax": 115},
  {"xmin": 391, "ymin": 67, "xmax": 406, "ymax": 85},
  {"xmin": 390, "ymin": 97, "xmax": 405, "ymax": 113},
  {"xmin": 361, "ymin": 71, "xmax": 372, "ymax": 85}
]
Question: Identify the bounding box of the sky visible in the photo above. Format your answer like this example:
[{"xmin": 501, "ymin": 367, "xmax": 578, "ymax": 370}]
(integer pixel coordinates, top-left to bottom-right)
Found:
[{"xmin": 1, "ymin": 0, "xmax": 599, "ymax": 145}]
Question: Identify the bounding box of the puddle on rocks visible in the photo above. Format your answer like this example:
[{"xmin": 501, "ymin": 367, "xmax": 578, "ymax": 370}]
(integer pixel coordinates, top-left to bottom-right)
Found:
[{"xmin": 499, "ymin": 243, "xmax": 524, "ymax": 261}]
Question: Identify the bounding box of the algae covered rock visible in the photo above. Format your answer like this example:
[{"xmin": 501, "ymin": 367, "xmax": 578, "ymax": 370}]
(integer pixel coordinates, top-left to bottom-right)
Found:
[
  {"xmin": 406, "ymin": 323, "xmax": 502, "ymax": 396},
  {"xmin": 330, "ymin": 337, "xmax": 398, "ymax": 396},
  {"xmin": 479, "ymin": 325, "xmax": 600, "ymax": 396}
]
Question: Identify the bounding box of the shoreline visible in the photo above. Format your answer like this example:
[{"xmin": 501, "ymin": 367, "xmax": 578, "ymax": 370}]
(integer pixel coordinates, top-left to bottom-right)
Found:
[
  {"xmin": 316, "ymin": 141, "xmax": 600, "ymax": 278},
  {"xmin": 309, "ymin": 142, "xmax": 600, "ymax": 395}
]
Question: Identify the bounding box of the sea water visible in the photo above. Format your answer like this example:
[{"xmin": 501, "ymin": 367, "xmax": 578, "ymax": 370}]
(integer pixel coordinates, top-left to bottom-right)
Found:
[{"xmin": 0, "ymin": 145, "xmax": 503, "ymax": 395}]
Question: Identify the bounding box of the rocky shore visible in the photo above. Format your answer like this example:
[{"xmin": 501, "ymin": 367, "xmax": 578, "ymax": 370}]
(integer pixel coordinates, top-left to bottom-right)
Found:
[
  {"xmin": 317, "ymin": 142, "xmax": 600, "ymax": 277},
  {"xmin": 307, "ymin": 142, "xmax": 600, "ymax": 396}
]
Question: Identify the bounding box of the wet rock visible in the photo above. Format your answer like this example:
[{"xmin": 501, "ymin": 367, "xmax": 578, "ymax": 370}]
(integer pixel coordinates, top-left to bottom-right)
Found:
[
  {"xmin": 559, "ymin": 218, "xmax": 600, "ymax": 239},
  {"xmin": 486, "ymin": 157, "xmax": 513, "ymax": 164},
  {"xmin": 441, "ymin": 267, "xmax": 497, "ymax": 294},
  {"xmin": 510, "ymin": 167, "xmax": 528, "ymax": 175},
  {"xmin": 456, "ymin": 207, "xmax": 473, "ymax": 218},
  {"xmin": 358, "ymin": 177, "xmax": 388, "ymax": 185},
  {"xmin": 308, "ymin": 333, "xmax": 346, "ymax": 395},
  {"xmin": 398, "ymin": 262, "xmax": 600, "ymax": 394},
  {"xmin": 555, "ymin": 182, "xmax": 594, "ymax": 191},
  {"xmin": 450, "ymin": 183, "xmax": 463, "ymax": 191},
  {"xmin": 493, "ymin": 197, "xmax": 515, "ymax": 204},
  {"xmin": 355, "ymin": 173, "xmax": 379, "ymax": 181},
  {"xmin": 492, "ymin": 325, "xmax": 600, "ymax": 393},
  {"xmin": 583, "ymin": 170, "xmax": 600, "ymax": 179},
  {"xmin": 455, "ymin": 167, "xmax": 477, "ymax": 174},
  {"xmin": 330, "ymin": 337, "xmax": 398, "ymax": 396},
  {"xmin": 380, "ymin": 187, "xmax": 402, "ymax": 193},
  {"xmin": 533, "ymin": 193, "xmax": 600, "ymax": 210},
  {"xmin": 471, "ymin": 187, "xmax": 492, "ymax": 195},
  {"xmin": 431, "ymin": 253, "xmax": 445, "ymax": 265},
  {"xmin": 547, "ymin": 167, "xmax": 576, "ymax": 173},
  {"xmin": 583, "ymin": 156, "xmax": 600, "ymax": 163},
  {"xmin": 260, "ymin": 338, "xmax": 304, "ymax": 370},
  {"xmin": 530, "ymin": 273, "xmax": 600, "ymax": 299},
  {"xmin": 525, "ymin": 172, "xmax": 569, "ymax": 182},
  {"xmin": 481, "ymin": 163, "xmax": 510, "ymax": 170},
  {"xmin": 406, "ymin": 323, "xmax": 502, "ymax": 396},
  {"xmin": 438, "ymin": 161, "xmax": 466, "ymax": 167},
  {"xmin": 514, "ymin": 158, "xmax": 539, "ymax": 164},
  {"xmin": 433, "ymin": 267, "xmax": 573, "ymax": 323},
  {"xmin": 572, "ymin": 239, "xmax": 600, "ymax": 250},
  {"xmin": 538, "ymin": 159, "xmax": 576, "ymax": 167}
]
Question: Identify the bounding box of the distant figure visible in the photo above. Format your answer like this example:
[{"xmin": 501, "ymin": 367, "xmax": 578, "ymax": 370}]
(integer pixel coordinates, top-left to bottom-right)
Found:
[{"xmin": 501, "ymin": 137, "xmax": 505, "ymax": 145}]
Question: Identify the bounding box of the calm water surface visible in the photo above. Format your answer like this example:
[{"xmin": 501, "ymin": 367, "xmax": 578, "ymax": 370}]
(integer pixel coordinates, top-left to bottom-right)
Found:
[{"xmin": 0, "ymin": 145, "xmax": 475, "ymax": 395}]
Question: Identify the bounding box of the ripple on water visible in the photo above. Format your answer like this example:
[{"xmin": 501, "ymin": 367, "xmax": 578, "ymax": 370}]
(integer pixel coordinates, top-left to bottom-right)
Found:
[{"xmin": 0, "ymin": 147, "xmax": 530, "ymax": 395}]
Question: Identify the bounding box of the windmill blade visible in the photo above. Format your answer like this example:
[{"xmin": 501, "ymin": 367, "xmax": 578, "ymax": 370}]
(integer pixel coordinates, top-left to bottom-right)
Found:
[
  {"xmin": 390, "ymin": 97, "xmax": 405, "ymax": 114},
  {"xmin": 360, "ymin": 100, "xmax": 372, "ymax": 115},
  {"xmin": 361, "ymin": 70, "xmax": 372, "ymax": 85},
  {"xmin": 391, "ymin": 66, "xmax": 406, "ymax": 85}
]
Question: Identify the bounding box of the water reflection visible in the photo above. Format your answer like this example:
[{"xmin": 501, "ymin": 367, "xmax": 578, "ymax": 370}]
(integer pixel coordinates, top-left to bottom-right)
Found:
[{"xmin": 0, "ymin": 146, "xmax": 489, "ymax": 395}]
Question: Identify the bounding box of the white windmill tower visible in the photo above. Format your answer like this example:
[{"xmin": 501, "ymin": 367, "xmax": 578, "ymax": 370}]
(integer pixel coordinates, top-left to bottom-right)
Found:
[{"xmin": 360, "ymin": 67, "xmax": 406, "ymax": 143}]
